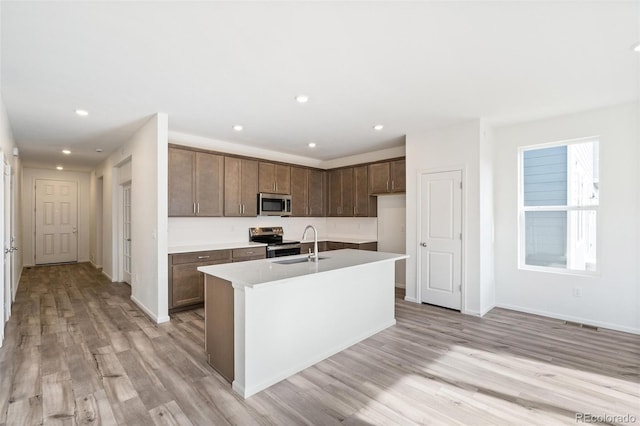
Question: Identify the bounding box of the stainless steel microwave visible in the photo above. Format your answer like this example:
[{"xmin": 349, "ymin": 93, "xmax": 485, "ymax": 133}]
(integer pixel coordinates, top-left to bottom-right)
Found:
[{"xmin": 258, "ymin": 193, "xmax": 292, "ymax": 216}]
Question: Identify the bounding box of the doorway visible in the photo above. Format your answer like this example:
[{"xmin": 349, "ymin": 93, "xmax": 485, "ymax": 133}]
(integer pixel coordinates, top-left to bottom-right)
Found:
[
  {"xmin": 121, "ymin": 182, "xmax": 132, "ymax": 284},
  {"xmin": 34, "ymin": 179, "xmax": 78, "ymax": 264},
  {"xmin": 418, "ymin": 169, "xmax": 463, "ymax": 310}
]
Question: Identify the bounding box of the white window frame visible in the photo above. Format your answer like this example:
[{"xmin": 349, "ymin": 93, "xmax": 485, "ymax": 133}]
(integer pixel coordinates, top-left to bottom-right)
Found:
[{"xmin": 517, "ymin": 136, "xmax": 600, "ymax": 276}]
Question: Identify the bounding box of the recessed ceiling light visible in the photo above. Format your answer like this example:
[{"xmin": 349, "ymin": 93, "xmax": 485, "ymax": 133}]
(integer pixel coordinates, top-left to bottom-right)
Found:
[
  {"xmin": 295, "ymin": 95, "xmax": 309, "ymax": 103},
  {"xmin": 56, "ymin": 166, "xmax": 64, "ymax": 170},
  {"xmin": 96, "ymin": 148, "xmax": 103, "ymax": 153},
  {"xmin": 62, "ymin": 149, "xmax": 71, "ymax": 155},
  {"xmin": 308, "ymin": 142, "xmax": 316, "ymax": 148},
  {"xmin": 75, "ymin": 109, "xmax": 89, "ymax": 116},
  {"xmin": 634, "ymin": 43, "xmax": 640, "ymax": 52},
  {"xmin": 233, "ymin": 125, "xmax": 243, "ymax": 131},
  {"xmin": 373, "ymin": 124, "xmax": 384, "ymax": 131}
]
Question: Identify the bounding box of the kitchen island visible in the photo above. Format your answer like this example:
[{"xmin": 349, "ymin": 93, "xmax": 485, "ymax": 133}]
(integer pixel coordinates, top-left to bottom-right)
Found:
[{"xmin": 198, "ymin": 249, "xmax": 408, "ymax": 398}]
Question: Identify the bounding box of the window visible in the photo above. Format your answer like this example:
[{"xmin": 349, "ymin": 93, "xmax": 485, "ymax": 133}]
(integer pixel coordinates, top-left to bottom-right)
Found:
[{"xmin": 519, "ymin": 138, "xmax": 599, "ymax": 273}]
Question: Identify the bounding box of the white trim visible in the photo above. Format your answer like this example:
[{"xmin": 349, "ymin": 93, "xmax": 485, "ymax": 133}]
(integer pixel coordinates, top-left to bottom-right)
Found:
[
  {"xmin": 101, "ymin": 270, "xmax": 113, "ymax": 281},
  {"xmin": 415, "ymin": 166, "xmax": 465, "ymax": 311},
  {"xmin": 404, "ymin": 296, "xmax": 418, "ymax": 303},
  {"xmin": 517, "ymin": 138, "xmax": 601, "ymax": 275},
  {"xmin": 497, "ymin": 303, "xmax": 639, "ymax": 335},
  {"xmin": 130, "ymin": 294, "xmax": 170, "ymax": 324}
]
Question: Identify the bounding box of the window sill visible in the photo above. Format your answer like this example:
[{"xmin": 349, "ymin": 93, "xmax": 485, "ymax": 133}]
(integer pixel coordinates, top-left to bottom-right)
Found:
[{"xmin": 518, "ymin": 264, "xmax": 600, "ymax": 278}]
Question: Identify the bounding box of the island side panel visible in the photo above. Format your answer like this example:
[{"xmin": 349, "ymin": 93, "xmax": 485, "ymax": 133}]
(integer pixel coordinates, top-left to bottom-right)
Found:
[
  {"xmin": 239, "ymin": 261, "xmax": 396, "ymax": 398},
  {"xmin": 204, "ymin": 275, "xmax": 234, "ymax": 383}
]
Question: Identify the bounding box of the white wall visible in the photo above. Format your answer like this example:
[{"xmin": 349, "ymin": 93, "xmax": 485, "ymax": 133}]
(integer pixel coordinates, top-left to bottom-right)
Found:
[
  {"xmin": 405, "ymin": 120, "xmax": 488, "ymax": 315},
  {"xmin": 21, "ymin": 168, "xmax": 90, "ymax": 266},
  {"xmin": 494, "ymin": 102, "xmax": 639, "ymax": 334},
  {"xmin": 377, "ymin": 194, "xmax": 406, "ymax": 287},
  {"xmin": 93, "ymin": 113, "xmax": 169, "ymax": 323},
  {"xmin": 168, "ymin": 216, "xmax": 378, "ymax": 248},
  {"xmin": 0, "ymin": 93, "xmax": 22, "ymax": 347},
  {"xmin": 479, "ymin": 121, "xmax": 496, "ymax": 314}
]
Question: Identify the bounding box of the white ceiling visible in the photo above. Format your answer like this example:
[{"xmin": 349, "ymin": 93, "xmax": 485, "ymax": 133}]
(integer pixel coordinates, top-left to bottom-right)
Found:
[{"xmin": 2, "ymin": 1, "xmax": 638, "ymax": 171}]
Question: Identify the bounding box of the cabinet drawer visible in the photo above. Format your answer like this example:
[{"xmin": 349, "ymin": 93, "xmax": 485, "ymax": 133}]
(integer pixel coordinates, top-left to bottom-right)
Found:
[
  {"xmin": 171, "ymin": 249, "xmax": 231, "ymax": 265},
  {"xmin": 232, "ymin": 247, "xmax": 266, "ymax": 260},
  {"xmin": 232, "ymin": 255, "xmax": 266, "ymax": 263}
]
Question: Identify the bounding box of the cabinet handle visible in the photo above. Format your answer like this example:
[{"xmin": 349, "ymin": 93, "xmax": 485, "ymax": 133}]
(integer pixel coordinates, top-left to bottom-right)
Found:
[
  {"xmin": 386, "ymin": 180, "xmax": 389, "ymax": 191},
  {"xmin": 239, "ymin": 204, "xmax": 242, "ymax": 214},
  {"xmin": 246, "ymin": 251, "xmax": 254, "ymax": 255},
  {"xmin": 197, "ymin": 203, "xmax": 200, "ymax": 214},
  {"xmin": 242, "ymin": 204, "xmax": 245, "ymax": 214},
  {"xmin": 391, "ymin": 181, "xmax": 395, "ymax": 190},
  {"xmin": 198, "ymin": 255, "xmax": 211, "ymax": 259},
  {"xmin": 193, "ymin": 203, "xmax": 196, "ymax": 214}
]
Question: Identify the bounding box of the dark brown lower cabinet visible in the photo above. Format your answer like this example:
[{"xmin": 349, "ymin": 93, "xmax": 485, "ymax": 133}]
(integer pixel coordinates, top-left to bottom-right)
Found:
[
  {"xmin": 302, "ymin": 241, "xmax": 377, "ymax": 253},
  {"xmin": 169, "ymin": 247, "xmax": 266, "ymax": 313}
]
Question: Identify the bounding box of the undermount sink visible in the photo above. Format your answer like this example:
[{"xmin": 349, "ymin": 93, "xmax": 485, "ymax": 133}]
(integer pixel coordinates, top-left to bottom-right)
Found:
[{"xmin": 274, "ymin": 257, "xmax": 328, "ymax": 265}]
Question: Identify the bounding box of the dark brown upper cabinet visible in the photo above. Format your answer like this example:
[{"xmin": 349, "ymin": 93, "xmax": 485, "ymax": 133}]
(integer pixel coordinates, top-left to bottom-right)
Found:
[
  {"xmin": 168, "ymin": 147, "xmax": 224, "ymax": 217},
  {"xmin": 291, "ymin": 167, "xmax": 326, "ymax": 217},
  {"xmin": 328, "ymin": 168, "xmax": 354, "ymax": 217},
  {"xmin": 224, "ymin": 157, "xmax": 259, "ymax": 217},
  {"xmin": 368, "ymin": 159, "xmax": 406, "ymax": 194},
  {"xmin": 258, "ymin": 162, "xmax": 290, "ymax": 195}
]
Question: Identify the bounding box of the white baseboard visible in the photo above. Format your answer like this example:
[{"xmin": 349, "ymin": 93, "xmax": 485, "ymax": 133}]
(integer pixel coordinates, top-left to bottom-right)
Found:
[
  {"xmin": 394, "ymin": 283, "xmax": 406, "ymax": 289},
  {"xmin": 496, "ymin": 303, "xmax": 640, "ymax": 335},
  {"xmin": 90, "ymin": 261, "xmax": 103, "ymax": 270},
  {"xmin": 404, "ymin": 296, "xmax": 419, "ymax": 303},
  {"xmin": 130, "ymin": 295, "xmax": 170, "ymax": 324},
  {"xmin": 101, "ymin": 270, "xmax": 113, "ymax": 281}
]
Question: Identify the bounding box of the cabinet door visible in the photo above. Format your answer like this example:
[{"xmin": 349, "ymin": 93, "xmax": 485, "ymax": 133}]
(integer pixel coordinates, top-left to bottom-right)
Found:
[
  {"xmin": 275, "ymin": 164, "xmax": 290, "ymax": 195},
  {"xmin": 258, "ymin": 162, "xmax": 276, "ymax": 193},
  {"xmin": 240, "ymin": 159, "xmax": 259, "ymax": 216},
  {"xmin": 328, "ymin": 169, "xmax": 342, "ymax": 216},
  {"xmin": 308, "ymin": 169, "xmax": 325, "ymax": 217},
  {"xmin": 353, "ymin": 165, "xmax": 369, "ymax": 217},
  {"xmin": 168, "ymin": 148, "xmax": 195, "ymax": 216},
  {"xmin": 195, "ymin": 152, "xmax": 224, "ymax": 216},
  {"xmin": 290, "ymin": 167, "xmax": 309, "ymax": 216},
  {"xmin": 170, "ymin": 262, "xmax": 205, "ymax": 308},
  {"xmin": 391, "ymin": 159, "xmax": 406, "ymax": 192},
  {"xmin": 368, "ymin": 162, "xmax": 390, "ymax": 194},
  {"xmin": 340, "ymin": 168, "xmax": 354, "ymax": 217},
  {"xmin": 224, "ymin": 157, "xmax": 242, "ymax": 216},
  {"xmin": 259, "ymin": 162, "xmax": 290, "ymax": 194}
]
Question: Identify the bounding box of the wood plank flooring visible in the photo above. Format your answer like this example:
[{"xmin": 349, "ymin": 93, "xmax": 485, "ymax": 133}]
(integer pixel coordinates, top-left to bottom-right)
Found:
[{"xmin": 1, "ymin": 263, "xmax": 638, "ymax": 425}]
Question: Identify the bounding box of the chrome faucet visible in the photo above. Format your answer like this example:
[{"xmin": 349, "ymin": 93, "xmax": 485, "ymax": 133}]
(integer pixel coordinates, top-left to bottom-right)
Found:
[{"xmin": 302, "ymin": 225, "xmax": 319, "ymax": 262}]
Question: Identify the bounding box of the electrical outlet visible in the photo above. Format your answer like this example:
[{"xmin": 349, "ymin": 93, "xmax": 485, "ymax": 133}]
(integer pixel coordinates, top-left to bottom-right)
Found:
[{"xmin": 572, "ymin": 287, "xmax": 583, "ymax": 297}]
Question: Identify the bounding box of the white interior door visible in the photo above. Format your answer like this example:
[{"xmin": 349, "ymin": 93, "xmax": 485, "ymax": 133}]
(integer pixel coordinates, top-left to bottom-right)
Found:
[
  {"xmin": 0, "ymin": 159, "xmax": 5, "ymax": 333},
  {"xmin": 419, "ymin": 170, "xmax": 462, "ymax": 310},
  {"xmin": 122, "ymin": 183, "xmax": 131, "ymax": 284},
  {"xmin": 35, "ymin": 179, "xmax": 78, "ymax": 264}
]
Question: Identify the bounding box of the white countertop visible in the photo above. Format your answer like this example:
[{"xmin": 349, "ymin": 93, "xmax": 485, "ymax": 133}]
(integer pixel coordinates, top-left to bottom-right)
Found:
[
  {"xmin": 301, "ymin": 237, "xmax": 377, "ymax": 244},
  {"xmin": 168, "ymin": 241, "xmax": 267, "ymax": 254},
  {"xmin": 198, "ymin": 249, "xmax": 408, "ymax": 289}
]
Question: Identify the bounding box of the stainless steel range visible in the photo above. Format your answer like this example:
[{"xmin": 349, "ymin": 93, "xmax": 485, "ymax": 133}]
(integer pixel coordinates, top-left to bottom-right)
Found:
[{"xmin": 249, "ymin": 227, "xmax": 301, "ymax": 258}]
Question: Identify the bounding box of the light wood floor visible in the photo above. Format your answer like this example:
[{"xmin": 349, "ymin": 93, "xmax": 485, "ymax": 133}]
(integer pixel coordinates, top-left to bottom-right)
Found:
[{"xmin": 1, "ymin": 264, "xmax": 638, "ymax": 425}]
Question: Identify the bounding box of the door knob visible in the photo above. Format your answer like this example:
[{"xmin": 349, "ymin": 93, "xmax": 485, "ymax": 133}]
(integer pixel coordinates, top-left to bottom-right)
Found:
[{"xmin": 420, "ymin": 242, "xmax": 427, "ymax": 247}]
